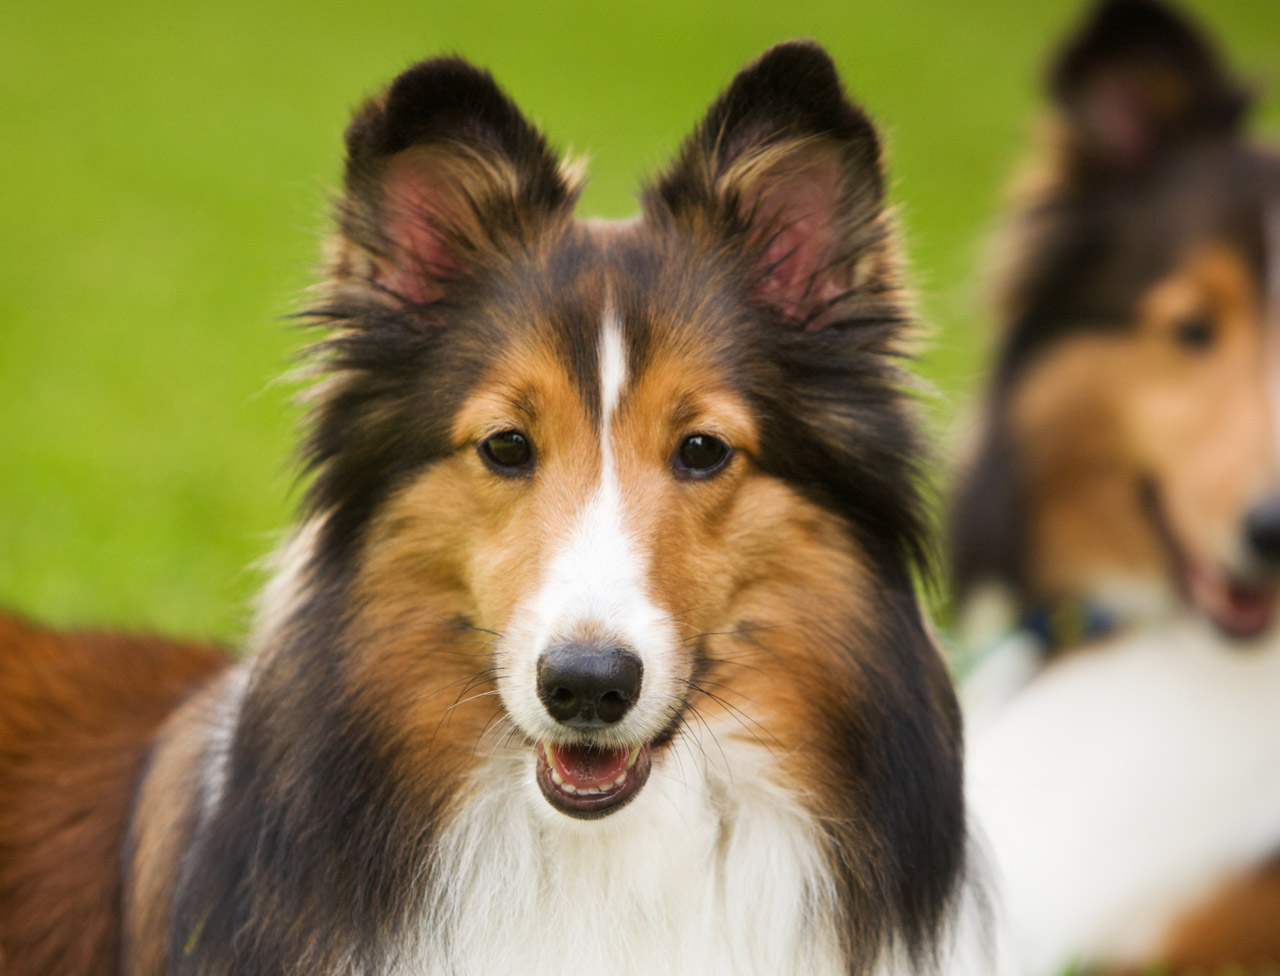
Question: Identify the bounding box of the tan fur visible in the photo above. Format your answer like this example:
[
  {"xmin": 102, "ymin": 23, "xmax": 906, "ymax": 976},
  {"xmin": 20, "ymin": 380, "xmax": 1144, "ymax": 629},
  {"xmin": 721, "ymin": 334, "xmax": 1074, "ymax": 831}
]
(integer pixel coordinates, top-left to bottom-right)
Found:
[
  {"xmin": 1009, "ymin": 245, "xmax": 1273, "ymax": 602},
  {"xmin": 0, "ymin": 614, "xmax": 226, "ymax": 976},
  {"xmin": 123, "ymin": 671, "xmax": 242, "ymax": 976},
  {"xmin": 694, "ymin": 499, "xmax": 876, "ymax": 789},
  {"xmin": 1158, "ymin": 859, "xmax": 1280, "ymax": 974}
]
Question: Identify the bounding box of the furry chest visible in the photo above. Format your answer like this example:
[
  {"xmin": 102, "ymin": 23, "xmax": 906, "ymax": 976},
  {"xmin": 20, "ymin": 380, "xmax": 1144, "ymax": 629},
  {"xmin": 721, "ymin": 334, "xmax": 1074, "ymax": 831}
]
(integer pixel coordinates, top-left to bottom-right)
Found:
[{"xmin": 407, "ymin": 748, "xmax": 847, "ymax": 976}]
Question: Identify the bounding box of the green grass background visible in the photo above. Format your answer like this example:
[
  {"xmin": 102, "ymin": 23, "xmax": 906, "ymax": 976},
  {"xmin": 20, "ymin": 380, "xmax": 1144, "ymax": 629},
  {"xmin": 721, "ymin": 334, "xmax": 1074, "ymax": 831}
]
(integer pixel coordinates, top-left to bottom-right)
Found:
[{"xmin": 2, "ymin": 0, "xmax": 1277, "ymax": 644}]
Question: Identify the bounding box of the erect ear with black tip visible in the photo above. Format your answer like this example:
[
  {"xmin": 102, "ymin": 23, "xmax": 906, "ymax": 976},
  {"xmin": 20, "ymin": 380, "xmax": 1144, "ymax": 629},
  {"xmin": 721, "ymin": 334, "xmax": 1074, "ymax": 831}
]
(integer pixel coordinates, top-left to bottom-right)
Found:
[
  {"xmin": 643, "ymin": 40, "xmax": 893, "ymax": 330},
  {"xmin": 1049, "ymin": 0, "xmax": 1251, "ymax": 176},
  {"xmin": 337, "ymin": 56, "xmax": 578, "ymax": 308}
]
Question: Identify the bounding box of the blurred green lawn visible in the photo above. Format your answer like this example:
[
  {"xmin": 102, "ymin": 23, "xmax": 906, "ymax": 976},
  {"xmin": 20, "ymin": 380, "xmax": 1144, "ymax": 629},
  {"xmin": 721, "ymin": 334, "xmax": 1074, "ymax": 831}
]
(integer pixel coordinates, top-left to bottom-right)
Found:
[{"xmin": 1, "ymin": 0, "xmax": 1276, "ymax": 643}]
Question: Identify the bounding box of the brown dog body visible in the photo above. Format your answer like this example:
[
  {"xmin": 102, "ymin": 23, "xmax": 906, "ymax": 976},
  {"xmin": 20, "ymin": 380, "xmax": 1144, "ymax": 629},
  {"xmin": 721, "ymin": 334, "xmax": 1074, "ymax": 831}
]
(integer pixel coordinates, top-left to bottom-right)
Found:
[{"xmin": 0, "ymin": 613, "xmax": 226, "ymax": 975}]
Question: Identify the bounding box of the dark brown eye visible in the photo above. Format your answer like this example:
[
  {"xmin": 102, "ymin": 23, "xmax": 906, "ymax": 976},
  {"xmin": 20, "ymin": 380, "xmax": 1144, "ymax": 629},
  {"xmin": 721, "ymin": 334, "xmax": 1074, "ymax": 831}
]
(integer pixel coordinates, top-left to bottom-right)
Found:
[
  {"xmin": 1174, "ymin": 316, "xmax": 1215, "ymax": 352},
  {"xmin": 480, "ymin": 430, "xmax": 533, "ymax": 473},
  {"xmin": 675, "ymin": 434, "xmax": 731, "ymax": 479}
]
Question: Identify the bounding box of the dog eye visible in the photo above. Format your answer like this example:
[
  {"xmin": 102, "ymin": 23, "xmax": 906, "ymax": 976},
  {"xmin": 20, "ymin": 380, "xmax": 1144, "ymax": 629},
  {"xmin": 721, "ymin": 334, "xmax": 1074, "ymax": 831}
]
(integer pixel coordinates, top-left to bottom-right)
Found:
[
  {"xmin": 1173, "ymin": 316, "xmax": 1215, "ymax": 352},
  {"xmin": 674, "ymin": 434, "xmax": 731, "ymax": 479},
  {"xmin": 480, "ymin": 430, "xmax": 534, "ymax": 473}
]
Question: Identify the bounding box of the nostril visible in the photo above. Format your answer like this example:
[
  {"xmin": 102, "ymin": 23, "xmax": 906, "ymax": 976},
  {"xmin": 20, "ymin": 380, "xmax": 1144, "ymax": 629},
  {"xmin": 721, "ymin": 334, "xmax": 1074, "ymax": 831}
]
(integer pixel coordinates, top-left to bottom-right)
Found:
[
  {"xmin": 1246, "ymin": 497, "xmax": 1280, "ymax": 564},
  {"xmin": 536, "ymin": 643, "xmax": 643, "ymax": 729},
  {"xmin": 597, "ymin": 689, "xmax": 630, "ymax": 725},
  {"xmin": 542, "ymin": 681, "xmax": 580, "ymax": 724}
]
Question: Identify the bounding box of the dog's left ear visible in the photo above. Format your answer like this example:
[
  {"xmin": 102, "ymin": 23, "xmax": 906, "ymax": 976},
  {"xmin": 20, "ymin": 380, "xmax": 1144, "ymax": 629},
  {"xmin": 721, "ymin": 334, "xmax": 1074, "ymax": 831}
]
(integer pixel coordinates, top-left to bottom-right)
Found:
[{"xmin": 644, "ymin": 41, "xmax": 892, "ymax": 330}]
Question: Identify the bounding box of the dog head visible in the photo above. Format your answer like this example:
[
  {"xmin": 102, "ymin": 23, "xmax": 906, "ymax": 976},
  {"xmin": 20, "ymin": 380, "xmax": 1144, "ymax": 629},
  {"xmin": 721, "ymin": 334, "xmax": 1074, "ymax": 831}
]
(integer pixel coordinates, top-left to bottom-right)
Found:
[
  {"xmin": 286, "ymin": 41, "xmax": 938, "ymax": 824},
  {"xmin": 953, "ymin": 0, "xmax": 1280, "ymax": 643}
]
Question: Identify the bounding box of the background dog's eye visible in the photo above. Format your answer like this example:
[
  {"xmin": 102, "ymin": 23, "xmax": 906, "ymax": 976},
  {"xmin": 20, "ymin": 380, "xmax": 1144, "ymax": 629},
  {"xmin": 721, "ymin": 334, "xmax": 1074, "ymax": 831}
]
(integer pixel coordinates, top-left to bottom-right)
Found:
[
  {"xmin": 675, "ymin": 434, "xmax": 731, "ymax": 479},
  {"xmin": 481, "ymin": 430, "xmax": 533, "ymax": 472},
  {"xmin": 1174, "ymin": 316, "xmax": 1215, "ymax": 352}
]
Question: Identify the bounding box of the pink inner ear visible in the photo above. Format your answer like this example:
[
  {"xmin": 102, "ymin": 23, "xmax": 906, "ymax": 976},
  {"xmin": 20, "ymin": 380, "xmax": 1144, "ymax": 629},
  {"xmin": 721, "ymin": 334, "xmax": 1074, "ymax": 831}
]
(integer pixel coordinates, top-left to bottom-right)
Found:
[
  {"xmin": 750, "ymin": 162, "xmax": 851, "ymax": 328},
  {"xmin": 372, "ymin": 155, "xmax": 466, "ymax": 306},
  {"xmin": 1080, "ymin": 73, "xmax": 1155, "ymax": 172},
  {"xmin": 1077, "ymin": 65, "xmax": 1197, "ymax": 174}
]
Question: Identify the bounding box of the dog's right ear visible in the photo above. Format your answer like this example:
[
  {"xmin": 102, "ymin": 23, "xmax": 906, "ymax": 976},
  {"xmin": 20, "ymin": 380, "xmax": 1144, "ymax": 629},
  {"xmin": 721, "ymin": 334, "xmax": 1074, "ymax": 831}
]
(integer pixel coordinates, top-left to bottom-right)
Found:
[
  {"xmin": 1049, "ymin": 0, "xmax": 1251, "ymax": 177},
  {"xmin": 336, "ymin": 57, "xmax": 578, "ymax": 309}
]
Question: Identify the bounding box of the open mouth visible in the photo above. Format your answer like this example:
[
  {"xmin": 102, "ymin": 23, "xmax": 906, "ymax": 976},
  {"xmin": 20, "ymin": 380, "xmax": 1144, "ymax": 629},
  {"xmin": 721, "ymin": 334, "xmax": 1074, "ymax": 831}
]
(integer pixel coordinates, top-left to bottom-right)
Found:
[
  {"xmin": 535, "ymin": 741, "xmax": 652, "ymax": 819},
  {"xmin": 1141, "ymin": 482, "xmax": 1279, "ymax": 642},
  {"xmin": 1186, "ymin": 561, "xmax": 1280, "ymax": 641}
]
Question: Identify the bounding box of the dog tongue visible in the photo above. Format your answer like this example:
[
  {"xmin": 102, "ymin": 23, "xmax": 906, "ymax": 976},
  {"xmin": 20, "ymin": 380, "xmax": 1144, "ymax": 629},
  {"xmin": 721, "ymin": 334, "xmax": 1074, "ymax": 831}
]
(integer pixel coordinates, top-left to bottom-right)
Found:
[
  {"xmin": 1220, "ymin": 579, "xmax": 1278, "ymax": 637},
  {"xmin": 550, "ymin": 743, "xmax": 629, "ymax": 790}
]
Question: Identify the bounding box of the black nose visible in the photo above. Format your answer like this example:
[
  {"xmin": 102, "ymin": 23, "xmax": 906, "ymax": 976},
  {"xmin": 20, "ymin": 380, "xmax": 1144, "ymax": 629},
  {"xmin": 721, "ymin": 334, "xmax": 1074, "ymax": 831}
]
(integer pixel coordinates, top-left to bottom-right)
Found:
[
  {"xmin": 537, "ymin": 643, "xmax": 643, "ymax": 729},
  {"xmin": 1246, "ymin": 497, "xmax": 1280, "ymax": 565}
]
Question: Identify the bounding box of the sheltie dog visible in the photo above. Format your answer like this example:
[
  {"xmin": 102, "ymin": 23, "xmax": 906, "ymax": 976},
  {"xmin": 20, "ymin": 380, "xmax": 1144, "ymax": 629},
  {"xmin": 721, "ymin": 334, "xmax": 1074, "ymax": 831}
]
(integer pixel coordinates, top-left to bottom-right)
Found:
[
  {"xmin": 0, "ymin": 42, "xmax": 987, "ymax": 976},
  {"xmin": 954, "ymin": 1, "xmax": 1280, "ymax": 973}
]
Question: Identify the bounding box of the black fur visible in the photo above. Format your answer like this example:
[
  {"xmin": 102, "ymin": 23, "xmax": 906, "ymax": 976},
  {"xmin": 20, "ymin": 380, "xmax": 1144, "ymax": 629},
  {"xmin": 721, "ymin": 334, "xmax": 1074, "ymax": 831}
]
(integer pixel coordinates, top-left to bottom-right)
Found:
[
  {"xmin": 170, "ymin": 583, "xmax": 432, "ymax": 973},
  {"xmin": 342, "ymin": 56, "xmax": 571, "ymax": 223},
  {"xmin": 656, "ymin": 40, "xmax": 883, "ymax": 201},
  {"xmin": 1050, "ymin": 0, "xmax": 1250, "ymax": 173}
]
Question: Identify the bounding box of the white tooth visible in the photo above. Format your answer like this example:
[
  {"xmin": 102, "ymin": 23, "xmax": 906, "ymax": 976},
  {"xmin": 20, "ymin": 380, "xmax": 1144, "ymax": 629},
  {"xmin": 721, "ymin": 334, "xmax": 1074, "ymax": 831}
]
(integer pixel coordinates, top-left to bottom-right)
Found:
[
  {"xmin": 626, "ymin": 746, "xmax": 641, "ymax": 768},
  {"xmin": 612, "ymin": 772, "xmax": 627, "ymax": 787},
  {"xmin": 551, "ymin": 768, "xmax": 564, "ymax": 786},
  {"xmin": 562, "ymin": 783, "xmax": 578, "ymax": 794}
]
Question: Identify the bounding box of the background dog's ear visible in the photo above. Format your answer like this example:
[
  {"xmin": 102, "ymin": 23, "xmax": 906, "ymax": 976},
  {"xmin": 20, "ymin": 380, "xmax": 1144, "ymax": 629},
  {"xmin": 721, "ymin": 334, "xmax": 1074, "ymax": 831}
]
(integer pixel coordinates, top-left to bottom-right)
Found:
[
  {"xmin": 644, "ymin": 41, "xmax": 892, "ymax": 330},
  {"xmin": 338, "ymin": 57, "xmax": 577, "ymax": 308},
  {"xmin": 1049, "ymin": 0, "xmax": 1251, "ymax": 176}
]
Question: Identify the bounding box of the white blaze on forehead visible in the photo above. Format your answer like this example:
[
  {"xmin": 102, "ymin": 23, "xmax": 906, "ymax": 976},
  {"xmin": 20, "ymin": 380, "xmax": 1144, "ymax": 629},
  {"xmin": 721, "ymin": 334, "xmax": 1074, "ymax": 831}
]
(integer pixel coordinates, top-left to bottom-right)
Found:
[
  {"xmin": 533, "ymin": 305, "xmax": 651, "ymax": 642},
  {"xmin": 600, "ymin": 306, "xmax": 628, "ymax": 423},
  {"xmin": 500, "ymin": 301, "xmax": 679, "ymax": 744},
  {"xmin": 532, "ymin": 307, "xmax": 637, "ymax": 644}
]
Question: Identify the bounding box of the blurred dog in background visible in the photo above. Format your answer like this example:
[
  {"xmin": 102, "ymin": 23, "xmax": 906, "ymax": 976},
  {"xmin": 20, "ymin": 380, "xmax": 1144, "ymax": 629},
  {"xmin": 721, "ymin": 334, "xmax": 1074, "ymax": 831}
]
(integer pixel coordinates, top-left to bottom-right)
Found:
[{"xmin": 954, "ymin": 0, "xmax": 1280, "ymax": 973}]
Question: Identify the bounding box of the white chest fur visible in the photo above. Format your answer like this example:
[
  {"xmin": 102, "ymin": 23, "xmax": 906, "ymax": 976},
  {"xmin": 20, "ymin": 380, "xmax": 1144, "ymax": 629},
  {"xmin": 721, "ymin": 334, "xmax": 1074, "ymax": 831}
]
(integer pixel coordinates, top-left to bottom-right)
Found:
[
  {"xmin": 402, "ymin": 739, "xmax": 848, "ymax": 976},
  {"xmin": 967, "ymin": 617, "xmax": 1280, "ymax": 975}
]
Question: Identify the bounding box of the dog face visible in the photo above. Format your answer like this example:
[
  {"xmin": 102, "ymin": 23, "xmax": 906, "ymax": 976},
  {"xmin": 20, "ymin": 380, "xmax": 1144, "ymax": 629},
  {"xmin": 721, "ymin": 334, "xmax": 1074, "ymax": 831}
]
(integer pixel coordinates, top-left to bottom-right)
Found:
[
  {"xmin": 291, "ymin": 44, "xmax": 932, "ymax": 825},
  {"xmin": 953, "ymin": 0, "xmax": 1280, "ymax": 641}
]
